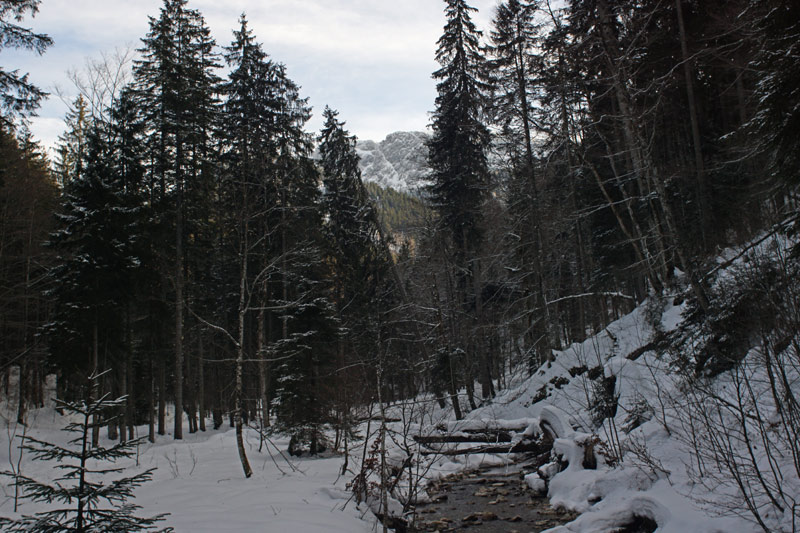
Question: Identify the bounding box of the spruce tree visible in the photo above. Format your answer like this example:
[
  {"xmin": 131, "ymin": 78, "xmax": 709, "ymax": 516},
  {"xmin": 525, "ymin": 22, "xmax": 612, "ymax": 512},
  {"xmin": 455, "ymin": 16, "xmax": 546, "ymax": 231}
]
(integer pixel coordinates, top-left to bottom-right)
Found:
[
  {"xmin": 0, "ymin": 0, "xmax": 52, "ymax": 123},
  {"xmin": 269, "ymin": 140, "xmax": 337, "ymax": 458},
  {"xmin": 427, "ymin": 0, "xmax": 493, "ymax": 406},
  {"xmin": 133, "ymin": 0, "xmax": 221, "ymax": 440},
  {"xmin": 318, "ymin": 106, "xmax": 391, "ymax": 449},
  {"xmin": 489, "ymin": 0, "xmax": 541, "ymax": 173},
  {"xmin": 53, "ymin": 95, "xmax": 90, "ymax": 188},
  {"xmin": 218, "ymin": 14, "xmax": 336, "ymax": 457},
  {"xmin": 107, "ymin": 86, "xmax": 149, "ymax": 440},
  {"xmin": 0, "ymin": 126, "xmax": 57, "ymax": 423},
  {"xmin": 428, "ymin": 0, "xmax": 491, "ymax": 252},
  {"xmin": 750, "ymin": 0, "xmax": 800, "ymax": 186},
  {"xmin": 0, "ymin": 386, "xmax": 171, "ymax": 532},
  {"xmin": 319, "ymin": 106, "xmax": 386, "ymax": 297},
  {"xmin": 46, "ymin": 122, "xmax": 140, "ymax": 409},
  {"xmin": 270, "ymin": 155, "xmax": 339, "ymax": 456},
  {"xmin": 108, "ymin": 87, "xmax": 147, "ymax": 198},
  {"xmin": 489, "ymin": 0, "xmax": 554, "ymax": 366},
  {"xmin": 219, "ymin": 13, "xmax": 287, "ymax": 478}
]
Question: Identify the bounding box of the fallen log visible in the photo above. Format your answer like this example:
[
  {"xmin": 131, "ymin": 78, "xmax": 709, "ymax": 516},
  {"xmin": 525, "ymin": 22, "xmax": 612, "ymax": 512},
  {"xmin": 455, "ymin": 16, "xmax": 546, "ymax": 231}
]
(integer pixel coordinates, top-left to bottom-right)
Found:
[
  {"xmin": 358, "ymin": 415, "xmax": 401, "ymax": 423},
  {"xmin": 419, "ymin": 439, "xmax": 551, "ymax": 456},
  {"xmin": 432, "ymin": 418, "xmax": 537, "ymax": 434},
  {"xmin": 413, "ymin": 432, "xmax": 514, "ymax": 445}
]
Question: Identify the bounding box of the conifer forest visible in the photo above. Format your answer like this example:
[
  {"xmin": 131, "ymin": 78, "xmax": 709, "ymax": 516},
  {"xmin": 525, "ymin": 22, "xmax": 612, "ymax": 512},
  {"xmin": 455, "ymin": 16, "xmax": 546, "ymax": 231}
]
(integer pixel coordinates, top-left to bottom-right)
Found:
[{"xmin": 1, "ymin": 0, "xmax": 800, "ymax": 531}]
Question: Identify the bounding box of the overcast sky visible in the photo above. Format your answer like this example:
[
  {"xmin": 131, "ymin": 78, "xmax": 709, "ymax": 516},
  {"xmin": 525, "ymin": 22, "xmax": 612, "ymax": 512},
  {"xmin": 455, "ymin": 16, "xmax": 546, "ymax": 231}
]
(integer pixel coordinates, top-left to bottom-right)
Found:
[{"xmin": 4, "ymin": 0, "xmax": 498, "ymax": 153}]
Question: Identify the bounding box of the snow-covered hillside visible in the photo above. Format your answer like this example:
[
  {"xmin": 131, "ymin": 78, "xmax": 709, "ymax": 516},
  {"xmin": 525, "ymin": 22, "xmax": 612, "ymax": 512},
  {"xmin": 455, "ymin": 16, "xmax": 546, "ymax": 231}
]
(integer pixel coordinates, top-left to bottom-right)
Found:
[
  {"xmin": 356, "ymin": 131, "xmax": 429, "ymax": 192},
  {"xmin": 444, "ymin": 233, "xmax": 800, "ymax": 533}
]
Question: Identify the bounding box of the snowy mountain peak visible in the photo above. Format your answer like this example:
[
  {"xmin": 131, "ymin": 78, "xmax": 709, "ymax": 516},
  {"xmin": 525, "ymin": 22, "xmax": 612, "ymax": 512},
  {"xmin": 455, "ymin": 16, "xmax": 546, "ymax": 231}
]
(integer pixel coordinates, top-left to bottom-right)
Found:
[{"xmin": 356, "ymin": 131, "xmax": 429, "ymax": 192}]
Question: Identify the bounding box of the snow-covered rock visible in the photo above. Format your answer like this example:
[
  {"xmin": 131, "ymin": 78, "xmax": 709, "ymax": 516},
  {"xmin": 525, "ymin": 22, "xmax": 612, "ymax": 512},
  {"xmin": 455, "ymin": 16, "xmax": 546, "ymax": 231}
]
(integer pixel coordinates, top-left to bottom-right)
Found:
[
  {"xmin": 356, "ymin": 131, "xmax": 429, "ymax": 192},
  {"xmin": 525, "ymin": 473, "xmax": 547, "ymax": 493}
]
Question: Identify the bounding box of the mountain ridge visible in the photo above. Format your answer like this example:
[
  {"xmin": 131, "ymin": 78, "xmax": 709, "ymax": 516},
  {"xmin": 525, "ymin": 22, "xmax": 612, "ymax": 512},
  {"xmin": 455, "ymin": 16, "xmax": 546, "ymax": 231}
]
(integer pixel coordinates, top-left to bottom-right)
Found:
[{"xmin": 356, "ymin": 131, "xmax": 429, "ymax": 193}]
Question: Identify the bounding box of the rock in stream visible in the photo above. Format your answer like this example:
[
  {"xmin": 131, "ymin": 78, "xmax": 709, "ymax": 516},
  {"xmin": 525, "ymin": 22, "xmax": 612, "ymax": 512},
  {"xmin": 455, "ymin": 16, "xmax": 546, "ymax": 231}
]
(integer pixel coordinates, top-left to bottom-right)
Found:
[{"xmin": 410, "ymin": 464, "xmax": 577, "ymax": 532}]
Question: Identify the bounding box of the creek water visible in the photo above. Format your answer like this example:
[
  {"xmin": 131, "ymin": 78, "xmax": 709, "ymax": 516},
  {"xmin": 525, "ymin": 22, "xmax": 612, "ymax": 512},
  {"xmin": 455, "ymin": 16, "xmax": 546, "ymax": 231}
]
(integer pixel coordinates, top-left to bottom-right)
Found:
[{"xmin": 410, "ymin": 464, "xmax": 577, "ymax": 532}]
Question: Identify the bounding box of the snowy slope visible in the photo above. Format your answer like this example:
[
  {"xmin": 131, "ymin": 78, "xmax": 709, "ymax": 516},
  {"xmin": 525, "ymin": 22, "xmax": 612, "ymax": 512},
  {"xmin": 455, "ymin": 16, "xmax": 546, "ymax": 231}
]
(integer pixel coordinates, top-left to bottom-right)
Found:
[
  {"xmin": 452, "ymin": 234, "xmax": 800, "ymax": 532},
  {"xmin": 356, "ymin": 131, "xmax": 429, "ymax": 192}
]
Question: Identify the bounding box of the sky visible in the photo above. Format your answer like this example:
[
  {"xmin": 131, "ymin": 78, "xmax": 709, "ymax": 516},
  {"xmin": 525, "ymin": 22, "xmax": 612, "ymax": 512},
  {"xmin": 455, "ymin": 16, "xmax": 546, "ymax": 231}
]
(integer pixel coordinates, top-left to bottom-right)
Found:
[{"xmin": 4, "ymin": 0, "xmax": 498, "ymax": 154}]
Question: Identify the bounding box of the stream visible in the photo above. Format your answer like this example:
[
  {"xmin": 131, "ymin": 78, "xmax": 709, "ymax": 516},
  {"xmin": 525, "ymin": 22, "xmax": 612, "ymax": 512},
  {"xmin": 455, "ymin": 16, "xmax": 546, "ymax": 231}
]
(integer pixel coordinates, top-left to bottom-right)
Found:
[{"xmin": 410, "ymin": 464, "xmax": 578, "ymax": 532}]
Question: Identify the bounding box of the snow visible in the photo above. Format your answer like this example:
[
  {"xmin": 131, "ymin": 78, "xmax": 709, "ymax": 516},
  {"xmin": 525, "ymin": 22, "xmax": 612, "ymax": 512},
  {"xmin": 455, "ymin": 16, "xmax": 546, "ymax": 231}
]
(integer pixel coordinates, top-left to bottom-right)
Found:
[
  {"xmin": 525, "ymin": 473, "xmax": 547, "ymax": 493},
  {"xmin": 356, "ymin": 131, "xmax": 429, "ymax": 192},
  {"xmin": 0, "ymin": 408, "xmax": 375, "ymax": 532},
  {"xmin": 442, "ymin": 235, "xmax": 800, "ymax": 532},
  {"xmin": 473, "ymin": 309, "xmax": 757, "ymax": 533}
]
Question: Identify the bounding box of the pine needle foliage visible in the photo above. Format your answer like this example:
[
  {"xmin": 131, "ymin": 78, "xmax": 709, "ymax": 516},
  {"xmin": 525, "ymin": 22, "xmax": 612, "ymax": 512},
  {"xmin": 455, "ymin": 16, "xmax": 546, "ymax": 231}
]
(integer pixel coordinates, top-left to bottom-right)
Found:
[
  {"xmin": 427, "ymin": 0, "xmax": 491, "ymax": 264},
  {"xmin": 0, "ymin": 0, "xmax": 52, "ymax": 123},
  {"xmin": 0, "ymin": 388, "xmax": 171, "ymax": 532}
]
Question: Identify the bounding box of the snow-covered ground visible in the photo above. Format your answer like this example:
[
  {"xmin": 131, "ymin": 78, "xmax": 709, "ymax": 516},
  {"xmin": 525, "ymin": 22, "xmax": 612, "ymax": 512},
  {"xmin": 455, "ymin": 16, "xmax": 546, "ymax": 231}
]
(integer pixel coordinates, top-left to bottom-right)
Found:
[
  {"xmin": 0, "ymin": 408, "xmax": 375, "ymax": 532},
  {"xmin": 443, "ymin": 233, "xmax": 799, "ymax": 532},
  {"xmin": 452, "ymin": 301, "xmax": 750, "ymax": 533}
]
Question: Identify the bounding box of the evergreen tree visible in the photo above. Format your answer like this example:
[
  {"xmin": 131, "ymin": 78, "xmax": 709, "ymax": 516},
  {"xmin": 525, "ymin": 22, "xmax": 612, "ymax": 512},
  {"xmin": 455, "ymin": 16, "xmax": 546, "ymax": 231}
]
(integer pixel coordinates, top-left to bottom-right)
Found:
[
  {"xmin": 489, "ymin": 0, "xmax": 541, "ymax": 173},
  {"xmin": 133, "ymin": 0, "xmax": 221, "ymax": 440},
  {"xmin": 217, "ymin": 13, "xmax": 336, "ymax": 457},
  {"xmin": 319, "ymin": 106, "xmax": 386, "ymax": 294},
  {"xmin": 270, "ymin": 157, "xmax": 339, "ymax": 456},
  {"xmin": 269, "ymin": 133, "xmax": 337, "ymax": 457},
  {"xmin": 0, "ymin": 386, "xmax": 171, "ymax": 532},
  {"xmin": 54, "ymin": 95, "xmax": 89, "ymax": 188},
  {"xmin": 489, "ymin": 0, "xmax": 555, "ymax": 366},
  {"xmin": 45, "ymin": 98, "xmax": 146, "ymax": 439},
  {"xmin": 0, "ymin": 0, "xmax": 52, "ymax": 124},
  {"xmin": 0, "ymin": 126, "xmax": 57, "ymax": 423},
  {"xmin": 750, "ymin": 0, "xmax": 800, "ymax": 186},
  {"xmin": 45, "ymin": 122, "xmax": 140, "ymax": 414},
  {"xmin": 218, "ymin": 13, "xmax": 290, "ymax": 478},
  {"xmin": 108, "ymin": 87, "xmax": 146, "ymax": 198},
  {"xmin": 428, "ymin": 0, "xmax": 491, "ymax": 256},
  {"xmin": 318, "ymin": 106, "xmax": 391, "ymax": 448},
  {"xmin": 107, "ymin": 86, "xmax": 149, "ymax": 440},
  {"xmin": 427, "ymin": 0, "xmax": 493, "ymax": 407}
]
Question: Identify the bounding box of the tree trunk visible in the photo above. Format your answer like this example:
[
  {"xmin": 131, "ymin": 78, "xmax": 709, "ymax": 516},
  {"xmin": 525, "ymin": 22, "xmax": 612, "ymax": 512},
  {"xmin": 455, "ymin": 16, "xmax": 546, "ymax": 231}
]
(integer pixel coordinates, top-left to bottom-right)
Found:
[
  {"xmin": 448, "ymin": 349, "xmax": 463, "ymax": 420},
  {"xmin": 125, "ymin": 306, "xmax": 134, "ymax": 441},
  {"xmin": 257, "ymin": 307, "xmax": 269, "ymax": 429},
  {"xmin": 174, "ymin": 189, "xmax": 184, "ymax": 440},
  {"xmin": 91, "ymin": 321, "xmax": 100, "ymax": 448},
  {"xmin": 149, "ymin": 360, "xmax": 155, "ymax": 443},
  {"xmin": 16, "ymin": 363, "xmax": 26, "ymax": 425},
  {"xmin": 198, "ymin": 334, "xmax": 206, "ymax": 432},
  {"xmin": 235, "ymin": 186, "xmax": 252, "ymax": 479},
  {"xmin": 186, "ymin": 328, "xmax": 196, "ymax": 434},
  {"xmin": 596, "ymin": 0, "xmax": 710, "ymax": 307},
  {"xmin": 675, "ymin": 0, "xmax": 707, "ymax": 247},
  {"xmin": 158, "ymin": 356, "xmax": 166, "ymax": 436},
  {"xmin": 472, "ymin": 257, "xmax": 492, "ymax": 399}
]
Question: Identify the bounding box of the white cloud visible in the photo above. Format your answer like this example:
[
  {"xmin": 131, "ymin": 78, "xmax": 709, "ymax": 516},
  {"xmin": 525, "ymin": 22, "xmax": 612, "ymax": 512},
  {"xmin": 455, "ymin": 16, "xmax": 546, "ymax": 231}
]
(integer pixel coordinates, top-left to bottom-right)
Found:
[
  {"xmin": 25, "ymin": 116, "xmax": 64, "ymax": 157},
  {"xmin": 3, "ymin": 0, "xmax": 500, "ymax": 147}
]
